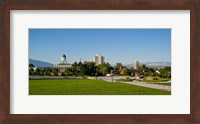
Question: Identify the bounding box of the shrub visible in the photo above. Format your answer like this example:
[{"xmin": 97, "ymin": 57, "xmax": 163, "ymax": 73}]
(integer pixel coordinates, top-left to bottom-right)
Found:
[
  {"xmin": 153, "ymin": 77, "xmax": 158, "ymax": 80},
  {"xmin": 125, "ymin": 76, "xmax": 130, "ymax": 80}
]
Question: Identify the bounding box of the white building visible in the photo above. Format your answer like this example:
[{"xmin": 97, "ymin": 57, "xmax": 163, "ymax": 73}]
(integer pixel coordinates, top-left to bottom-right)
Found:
[
  {"xmin": 93, "ymin": 54, "xmax": 104, "ymax": 66},
  {"xmin": 54, "ymin": 54, "xmax": 71, "ymax": 74},
  {"xmin": 134, "ymin": 60, "xmax": 140, "ymax": 70},
  {"xmin": 60, "ymin": 54, "xmax": 67, "ymax": 63}
]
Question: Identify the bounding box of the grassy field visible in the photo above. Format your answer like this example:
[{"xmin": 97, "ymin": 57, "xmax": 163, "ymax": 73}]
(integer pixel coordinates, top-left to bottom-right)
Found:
[{"xmin": 29, "ymin": 79, "xmax": 170, "ymax": 95}]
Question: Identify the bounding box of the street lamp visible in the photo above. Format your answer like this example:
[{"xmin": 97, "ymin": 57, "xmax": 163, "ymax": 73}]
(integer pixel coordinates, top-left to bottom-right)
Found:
[
  {"xmin": 95, "ymin": 72, "xmax": 98, "ymax": 80},
  {"xmin": 110, "ymin": 69, "xmax": 113, "ymax": 83}
]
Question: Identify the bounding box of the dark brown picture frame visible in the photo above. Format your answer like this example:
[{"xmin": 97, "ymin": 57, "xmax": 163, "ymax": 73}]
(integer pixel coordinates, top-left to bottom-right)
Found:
[{"xmin": 0, "ymin": 0, "xmax": 200, "ymax": 124}]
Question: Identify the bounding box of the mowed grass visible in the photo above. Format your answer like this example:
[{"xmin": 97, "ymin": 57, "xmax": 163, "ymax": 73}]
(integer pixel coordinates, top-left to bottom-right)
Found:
[{"xmin": 29, "ymin": 79, "xmax": 171, "ymax": 95}]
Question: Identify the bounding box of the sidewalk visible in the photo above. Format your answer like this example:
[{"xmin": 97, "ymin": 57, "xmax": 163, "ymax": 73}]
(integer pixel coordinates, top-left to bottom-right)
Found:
[{"xmin": 121, "ymin": 80, "xmax": 171, "ymax": 91}]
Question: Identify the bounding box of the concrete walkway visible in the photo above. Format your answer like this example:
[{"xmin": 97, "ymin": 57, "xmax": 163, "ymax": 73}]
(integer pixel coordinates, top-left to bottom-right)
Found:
[
  {"xmin": 122, "ymin": 80, "xmax": 171, "ymax": 91},
  {"xmin": 98, "ymin": 76, "xmax": 117, "ymax": 82},
  {"xmin": 98, "ymin": 76, "xmax": 171, "ymax": 91}
]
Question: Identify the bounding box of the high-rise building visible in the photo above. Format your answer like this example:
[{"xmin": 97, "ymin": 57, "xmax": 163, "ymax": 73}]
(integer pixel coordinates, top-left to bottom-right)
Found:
[
  {"xmin": 134, "ymin": 60, "xmax": 140, "ymax": 70},
  {"xmin": 93, "ymin": 54, "xmax": 104, "ymax": 66}
]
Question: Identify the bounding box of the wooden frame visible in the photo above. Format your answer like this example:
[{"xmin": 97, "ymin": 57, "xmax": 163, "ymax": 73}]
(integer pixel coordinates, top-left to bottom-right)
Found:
[{"xmin": 0, "ymin": 0, "xmax": 199, "ymax": 124}]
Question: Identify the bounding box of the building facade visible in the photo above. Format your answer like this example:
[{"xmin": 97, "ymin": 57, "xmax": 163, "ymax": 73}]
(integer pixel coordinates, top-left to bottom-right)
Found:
[
  {"xmin": 54, "ymin": 54, "xmax": 71, "ymax": 75},
  {"xmin": 93, "ymin": 54, "xmax": 104, "ymax": 66},
  {"xmin": 134, "ymin": 60, "xmax": 140, "ymax": 70}
]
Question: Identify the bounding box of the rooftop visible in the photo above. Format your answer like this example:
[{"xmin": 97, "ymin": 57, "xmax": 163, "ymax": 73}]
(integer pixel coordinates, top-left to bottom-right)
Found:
[
  {"xmin": 58, "ymin": 63, "xmax": 70, "ymax": 65},
  {"xmin": 62, "ymin": 54, "xmax": 66, "ymax": 57}
]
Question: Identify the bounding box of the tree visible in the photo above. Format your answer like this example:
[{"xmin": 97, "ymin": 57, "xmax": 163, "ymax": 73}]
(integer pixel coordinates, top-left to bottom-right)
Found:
[
  {"xmin": 31, "ymin": 68, "xmax": 41, "ymax": 75},
  {"xmin": 78, "ymin": 61, "xmax": 83, "ymax": 67},
  {"xmin": 116, "ymin": 63, "xmax": 122, "ymax": 67},
  {"xmin": 71, "ymin": 62, "xmax": 78, "ymax": 72},
  {"xmin": 140, "ymin": 64, "xmax": 148, "ymax": 72},
  {"xmin": 148, "ymin": 67, "xmax": 155, "ymax": 76},
  {"xmin": 53, "ymin": 68, "xmax": 58, "ymax": 76},
  {"xmin": 61, "ymin": 72, "xmax": 66, "ymax": 76},
  {"xmin": 159, "ymin": 66, "xmax": 171, "ymax": 78},
  {"xmin": 44, "ymin": 68, "xmax": 51, "ymax": 76},
  {"xmin": 164, "ymin": 66, "xmax": 171, "ymax": 72},
  {"xmin": 29, "ymin": 64, "xmax": 35, "ymax": 75},
  {"xmin": 71, "ymin": 62, "xmax": 78, "ymax": 76},
  {"xmin": 29, "ymin": 66, "xmax": 34, "ymax": 75},
  {"xmin": 96, "ymin": 63, "xmax": 112, "ymax": 76},
  {"xmin": 65, "ymin": 68, "xmax": 71, "ymax": 76},
  {"xmin": 29, "ymin": 64, "xmax": 35, "ymax": 67},
  {"xmin": 84, "ymin": 62, "xmax": 96, "ymax": 75}
]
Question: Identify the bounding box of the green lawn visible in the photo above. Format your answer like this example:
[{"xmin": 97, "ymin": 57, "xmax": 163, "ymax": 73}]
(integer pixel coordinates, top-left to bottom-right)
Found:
[{"xmin": 29, "ymin": 79, "xmax": 171, "ymax": 95}]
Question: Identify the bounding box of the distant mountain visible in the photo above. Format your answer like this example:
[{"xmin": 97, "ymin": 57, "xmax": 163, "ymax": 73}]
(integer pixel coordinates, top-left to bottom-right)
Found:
[
  {"xmin": 125, "ymin": 62, "xmax": 171, "ymax": 68},
  {"xmin": 29, "ymin": 59, "xmax": 54, "ymax": 67},
  {"xmin": 145, "ymin": 62, "xmax": 171, "ymax": 68},
  {"xmin": 124, "ymin": 64, "xmax": 134, "ymax": 68}
]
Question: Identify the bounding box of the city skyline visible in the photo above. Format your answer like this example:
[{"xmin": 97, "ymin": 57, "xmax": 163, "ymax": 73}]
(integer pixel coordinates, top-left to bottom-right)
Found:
[{"xmin": 29, "ymin": 29, "xmax": 171, "ymax": 65}]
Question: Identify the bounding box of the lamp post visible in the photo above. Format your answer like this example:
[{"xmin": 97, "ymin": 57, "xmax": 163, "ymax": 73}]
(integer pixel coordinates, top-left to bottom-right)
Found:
[
  {"xmin": 95, "ymin": 72, "xmax": 98, "ymax": 80},
  {"xmin": 110, "ymin": 70, "xmax": 113, "ymax": 83}
]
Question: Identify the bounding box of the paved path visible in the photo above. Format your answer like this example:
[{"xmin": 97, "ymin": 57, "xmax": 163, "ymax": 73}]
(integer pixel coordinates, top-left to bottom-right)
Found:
[
  {"xmin": 98, "ymin": 76, "xmax": 171, "ymax": 91},
  {"xmin": 98, "ymin": 76, "xmax": 117, "ymax": 82},
  {"xmin": 122, "ymin": 80, "xmax": 171, "ymax": 91}
]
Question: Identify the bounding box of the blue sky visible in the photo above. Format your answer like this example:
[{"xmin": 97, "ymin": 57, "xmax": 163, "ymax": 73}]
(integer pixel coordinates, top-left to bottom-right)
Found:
[{"xmin": 29, "ymin": 29, "xmax": 171, "ymax": 65}]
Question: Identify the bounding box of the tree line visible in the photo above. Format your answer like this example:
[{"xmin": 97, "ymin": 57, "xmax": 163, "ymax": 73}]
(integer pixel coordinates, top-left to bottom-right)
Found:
[{"xmin": 29, "ymin": 62, "xmax": 171, "ymax": 78}]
